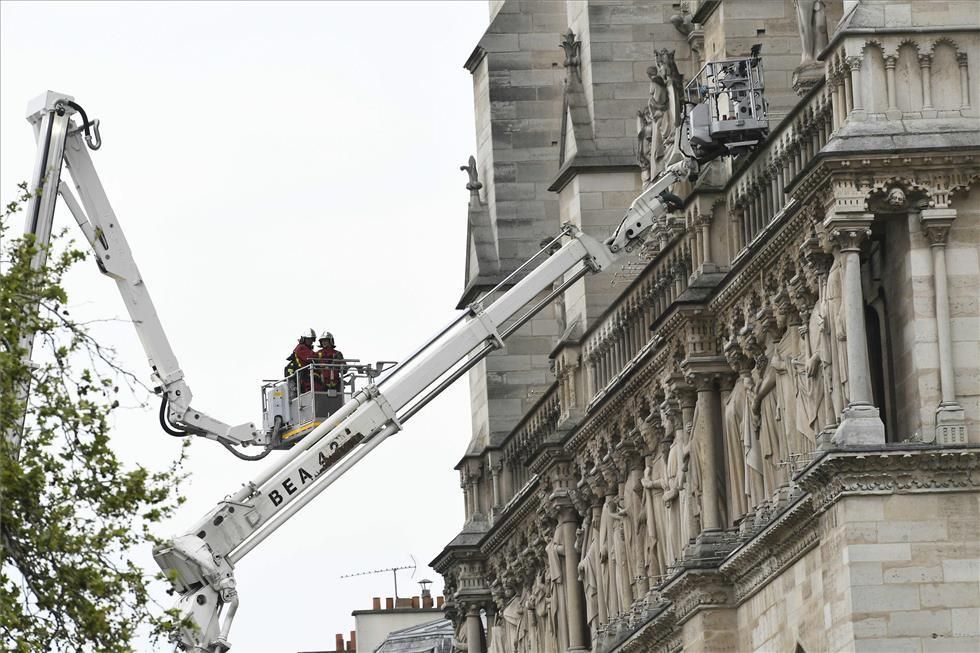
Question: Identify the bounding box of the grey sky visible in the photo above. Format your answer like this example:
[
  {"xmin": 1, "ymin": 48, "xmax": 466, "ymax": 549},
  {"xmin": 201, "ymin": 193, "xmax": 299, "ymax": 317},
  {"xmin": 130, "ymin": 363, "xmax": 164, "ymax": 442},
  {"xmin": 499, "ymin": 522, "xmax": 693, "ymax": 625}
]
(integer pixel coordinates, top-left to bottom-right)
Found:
[{"xmin": 1, "ymin": 1, "xmax": 488, "ymax": 650}]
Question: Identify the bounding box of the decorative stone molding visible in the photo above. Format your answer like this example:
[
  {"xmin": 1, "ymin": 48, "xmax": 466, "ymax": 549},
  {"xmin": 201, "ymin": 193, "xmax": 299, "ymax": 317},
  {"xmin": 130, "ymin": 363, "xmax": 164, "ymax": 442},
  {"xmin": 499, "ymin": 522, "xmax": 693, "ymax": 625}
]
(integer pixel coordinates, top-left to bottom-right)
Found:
[
  {"xmin": 719, "ymin": 494, "xmax": 819, "ymax": 603},
  {"xmin": 797, "ymin": 447, "xmax": 980, "ymax": 514},
  {"xmin": 659, "ymin": 568, "xmax": 732, "ymax": 627}
]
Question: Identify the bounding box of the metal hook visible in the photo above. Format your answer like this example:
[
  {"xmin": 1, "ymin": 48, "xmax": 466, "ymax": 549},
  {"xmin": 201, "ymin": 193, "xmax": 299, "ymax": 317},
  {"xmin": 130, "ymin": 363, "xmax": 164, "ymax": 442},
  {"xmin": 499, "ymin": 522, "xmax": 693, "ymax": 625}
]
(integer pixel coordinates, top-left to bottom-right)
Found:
[{"xmin": 86, "ymin": 119, "xmax": 102, "ymax": 150}]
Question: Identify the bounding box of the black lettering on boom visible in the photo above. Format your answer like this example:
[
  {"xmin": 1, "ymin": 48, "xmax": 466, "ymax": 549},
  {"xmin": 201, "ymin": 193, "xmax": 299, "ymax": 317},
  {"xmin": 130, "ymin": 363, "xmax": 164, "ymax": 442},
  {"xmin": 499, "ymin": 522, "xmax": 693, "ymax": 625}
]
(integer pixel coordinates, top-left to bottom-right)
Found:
[{"xmin": 269, "ymin": 490, "xmax": 283, "ymax": 506}]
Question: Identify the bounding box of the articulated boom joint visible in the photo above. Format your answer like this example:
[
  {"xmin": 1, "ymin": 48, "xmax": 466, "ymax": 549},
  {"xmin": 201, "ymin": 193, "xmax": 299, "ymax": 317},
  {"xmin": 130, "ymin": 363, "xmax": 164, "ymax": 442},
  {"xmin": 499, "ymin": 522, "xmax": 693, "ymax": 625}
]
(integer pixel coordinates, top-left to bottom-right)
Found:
[{"xmin": 604, "ymin": 158, "xmax": 698, "ymax": 254}]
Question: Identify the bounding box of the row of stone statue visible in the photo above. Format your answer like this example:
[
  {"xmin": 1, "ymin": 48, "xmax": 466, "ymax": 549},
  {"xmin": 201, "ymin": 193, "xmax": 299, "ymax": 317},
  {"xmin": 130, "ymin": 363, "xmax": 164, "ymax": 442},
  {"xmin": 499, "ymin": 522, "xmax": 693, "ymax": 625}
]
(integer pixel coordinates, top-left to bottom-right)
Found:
[{"xmin": 480, "ymin": 234, "xmax": 851, "ymax": 650}]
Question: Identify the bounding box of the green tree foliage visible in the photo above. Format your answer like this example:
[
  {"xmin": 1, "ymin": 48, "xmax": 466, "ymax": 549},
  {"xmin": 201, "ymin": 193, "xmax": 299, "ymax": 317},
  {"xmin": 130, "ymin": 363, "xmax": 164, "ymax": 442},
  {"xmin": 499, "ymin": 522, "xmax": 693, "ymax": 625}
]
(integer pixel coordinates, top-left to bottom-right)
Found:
[{"xmin": 1, "ymin": 183, "xmax": 189, "ymax": 652}]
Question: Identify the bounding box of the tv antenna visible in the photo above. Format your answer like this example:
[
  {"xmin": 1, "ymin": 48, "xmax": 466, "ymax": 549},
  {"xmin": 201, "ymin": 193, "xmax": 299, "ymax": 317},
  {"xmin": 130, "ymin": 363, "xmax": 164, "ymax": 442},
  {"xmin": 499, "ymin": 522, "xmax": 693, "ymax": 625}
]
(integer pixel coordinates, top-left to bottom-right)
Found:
[{"xmin": 340, "ymin": 555, "xmax": 417, "ymax": 599}]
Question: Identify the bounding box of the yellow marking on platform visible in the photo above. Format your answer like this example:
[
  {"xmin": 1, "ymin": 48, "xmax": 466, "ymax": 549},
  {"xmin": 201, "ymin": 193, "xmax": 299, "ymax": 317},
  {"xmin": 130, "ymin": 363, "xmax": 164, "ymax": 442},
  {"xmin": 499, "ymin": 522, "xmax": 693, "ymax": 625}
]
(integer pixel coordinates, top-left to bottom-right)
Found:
[{"xmin": 281, "ymin": 421, "xmax": 322, "ymax": 441}]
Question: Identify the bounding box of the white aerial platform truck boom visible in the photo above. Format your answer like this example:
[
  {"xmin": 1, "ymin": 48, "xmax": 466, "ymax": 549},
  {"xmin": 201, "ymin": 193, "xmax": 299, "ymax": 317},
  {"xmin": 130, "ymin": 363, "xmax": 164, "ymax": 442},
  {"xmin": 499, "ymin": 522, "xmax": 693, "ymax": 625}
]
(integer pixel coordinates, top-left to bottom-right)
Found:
[{"xmin": 16, "ymin": 50, "xmax": 767, "ymax": 652}]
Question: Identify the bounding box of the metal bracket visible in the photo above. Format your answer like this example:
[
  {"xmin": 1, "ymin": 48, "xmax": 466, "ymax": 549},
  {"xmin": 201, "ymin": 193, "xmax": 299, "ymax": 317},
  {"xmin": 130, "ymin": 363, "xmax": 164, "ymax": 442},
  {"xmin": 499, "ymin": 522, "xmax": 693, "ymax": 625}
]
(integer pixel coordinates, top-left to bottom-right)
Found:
[{"xmin": 473, "ymin": 306, "xmax": 505, "ymax": 351}]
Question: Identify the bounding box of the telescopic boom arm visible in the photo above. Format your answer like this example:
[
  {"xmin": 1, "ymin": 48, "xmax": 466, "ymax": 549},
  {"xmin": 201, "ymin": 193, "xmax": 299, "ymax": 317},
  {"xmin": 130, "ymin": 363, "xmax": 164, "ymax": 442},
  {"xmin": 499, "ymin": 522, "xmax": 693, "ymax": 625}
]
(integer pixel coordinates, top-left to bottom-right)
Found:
[
  {"xmin": 20, "ymin": 92, "xmax": 263, "ymax": 448},
  {"xmin": 154, "ymin": 157, "xmax": 696, "ymax": 651},
  {"xmin": 20, "ymin": 89, "xmax": 701, "ymax": 653}
]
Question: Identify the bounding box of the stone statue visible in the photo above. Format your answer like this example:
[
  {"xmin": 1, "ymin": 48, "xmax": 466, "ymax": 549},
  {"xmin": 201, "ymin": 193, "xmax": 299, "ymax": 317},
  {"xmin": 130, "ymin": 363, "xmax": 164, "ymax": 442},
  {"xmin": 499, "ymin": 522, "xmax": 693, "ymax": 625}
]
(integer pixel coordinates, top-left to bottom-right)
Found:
[
  {"xmin": 722, "ymin": 369, "xmax": 751, "ymax": 521},
  {"xmin": 460, "ymin": 155, "xmax": 483, "ymax": 192},
  {"xmin": 647, "ymin": 49, "xmax": 684, "ymax": 178},
  {"xmin": 752, "ymin": 330, "xmax": 789, "ymax": 495},
  {"xmin": 600, "ymin": 494, "xmax": 620, "ymax": 618},
  {"xmin": 547, "ymin": 523, "xmax": 568, "ymax": 652},
  {"xmin": 794, "ymin": 0, "xmax": 829, "ymax": 64},
  {"xmin": 647, "ymin": 65, "xmax": 670, "ymax": 172},
  {"xmin": 622, "ymin": 462, "xmax": 645, "ymax": 595},
  {"xmin": 670, "ymin": 10, "xmax": 695, "ymax": 37},
  {"xmin": 452, "ymin": 618, "xmax": 467, "ymax": 653},
  {"xmin": 640, "ymin": 438, "xmax": 668, "ymax": 579},
  {"xmin": 488, "ymin": 611, "xmax": 507, "ymax": 653},
  {"xmin": 517, "ymin": 574, "xmax": 544, "ymax": 653},
  {"xmin": 661, "ymin": 404, "xmax": 685, "ymax": 563},
  {"xmin": 502, "ymin": 595, "xmax": 523, "ymax": 653},
  {"xmin": 778, "ymin": 324, "xmax": 813, "ymax": 458},
  {"xmin": 576, "ymin": 504, "xmax": 602, "ymax": 639},
  {"xmin": 684, "ymin": 399, "xmax": 704, "ymax": 543},
  {"xmin": 607, "ymin": 494, "xmax": 634, "ymax": 615},
  {"xmin": 529, "ymin": 573, "xmax": 546, "ymax": 653},
  {"xmin": 636, "ymin": 108, "xmax": 653, "ymax": 178},
  {"xmin": 799, "ymin": 271, "xmax": 837, "ymax": 434},
  {"xmin": 825, "ymin": 254, "xmax": 848, "ymax": 414}
]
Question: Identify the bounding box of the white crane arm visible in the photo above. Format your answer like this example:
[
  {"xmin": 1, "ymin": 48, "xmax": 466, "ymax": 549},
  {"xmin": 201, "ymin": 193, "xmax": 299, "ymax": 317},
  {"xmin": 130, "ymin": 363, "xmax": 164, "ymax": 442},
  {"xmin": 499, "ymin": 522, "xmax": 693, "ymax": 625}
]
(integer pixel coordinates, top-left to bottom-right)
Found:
[
  {"xmin": 22, "ymin": 92, "xmax": 263, "ymax": 448},
  {"xmin": 159, "ymin": 175, "xmax": 691, "ymax": 652}
]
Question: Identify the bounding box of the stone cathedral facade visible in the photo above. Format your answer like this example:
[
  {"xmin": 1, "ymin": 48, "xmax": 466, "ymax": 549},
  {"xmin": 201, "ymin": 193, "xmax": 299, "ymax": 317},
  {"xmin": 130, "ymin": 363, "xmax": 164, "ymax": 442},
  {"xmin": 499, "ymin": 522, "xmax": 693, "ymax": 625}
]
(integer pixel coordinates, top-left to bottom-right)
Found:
[{"xmin": 432, "ymin": 1, "xmax": 980, "ymax": 652}]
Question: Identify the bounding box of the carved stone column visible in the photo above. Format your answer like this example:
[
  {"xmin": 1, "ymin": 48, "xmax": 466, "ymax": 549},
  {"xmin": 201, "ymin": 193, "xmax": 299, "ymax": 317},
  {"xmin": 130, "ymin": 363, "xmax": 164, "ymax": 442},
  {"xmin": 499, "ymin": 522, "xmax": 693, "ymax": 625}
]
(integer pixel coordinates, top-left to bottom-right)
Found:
[
  {"xmin": 683, "ymin": 366, "xmax": 727, "ymax": 531},
  {"xmin": 827, "ymin": 218, "xmax": 885, "ymax": 445},
  {"xmin": 489, "ymin": 452, "xmax": 503, "ymax": 513},
  {"xmin": 560, "ymin": 505, "xmax": 588, "ymax": 651},
  {"xmin": 957, "ymin": 53, "xmax": 972, "ymax": 112},
  {"xmin": 920, "ymin": 209, "xmax": 968, "ymax": 445},
  {"xmin": 846, "ymin": 56, "xmax": 864, "ymax": 119},
  {"xmin": 884, "ymin": 55, "xmax": 901, "ymax": 120},
  {"xmin": 920, "ymin": 54, "xmax": 936, "ymax": 118},
  {"xmin": 731, "ymin": 204, "xmax": 745, "ymax": 257},
  {"xmin": 464, "ymin": 602, "xmax": 485, "ymax": 653}
]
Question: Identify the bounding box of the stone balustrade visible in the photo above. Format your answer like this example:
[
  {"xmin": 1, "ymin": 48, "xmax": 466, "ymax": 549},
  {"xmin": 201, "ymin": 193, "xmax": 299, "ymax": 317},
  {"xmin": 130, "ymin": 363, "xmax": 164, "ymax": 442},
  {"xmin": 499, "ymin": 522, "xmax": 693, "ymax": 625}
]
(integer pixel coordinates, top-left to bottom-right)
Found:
[
  {"xmin": 729, "ymin": 81, "xmax": 834, "ymax": 253},
  {"xmin": 492, "ymin": 383, "xmax": 560, "ymax": 510},
  {"xmin": 581, "ymin": 232, "xmax": 692, "ymax": 403}
]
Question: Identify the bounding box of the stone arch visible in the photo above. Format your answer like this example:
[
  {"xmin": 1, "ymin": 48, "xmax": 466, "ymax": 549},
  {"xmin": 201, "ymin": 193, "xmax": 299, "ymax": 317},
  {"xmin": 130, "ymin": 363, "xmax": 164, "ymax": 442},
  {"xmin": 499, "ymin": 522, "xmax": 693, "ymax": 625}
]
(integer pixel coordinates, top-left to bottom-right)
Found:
[
  {"xmin": 862, "ymin": 42, "xmax": 888, "ymax": 116},
  {"xmin": 927, "ymin": 36, "xmax": 962, "ymax": 57},
  {"xmin": 930, "ymin": 40, "xmax": 961, "ymax": 112},
  {"xmin": 895, "ymin": 41, "xmax": 924, "ymax": 113}
]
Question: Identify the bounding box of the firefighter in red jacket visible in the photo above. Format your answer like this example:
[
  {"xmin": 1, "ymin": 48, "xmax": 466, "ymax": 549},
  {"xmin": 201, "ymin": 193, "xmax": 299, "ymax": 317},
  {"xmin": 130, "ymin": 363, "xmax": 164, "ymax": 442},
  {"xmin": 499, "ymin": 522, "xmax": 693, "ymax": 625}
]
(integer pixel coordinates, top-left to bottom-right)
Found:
[
  {"xmin": 285, "ymin": 328, "xmax": 319, "ymax": 393},
  {"xmin": 316, "ymin": 331, "xmax": 346, "ymax": 391}
]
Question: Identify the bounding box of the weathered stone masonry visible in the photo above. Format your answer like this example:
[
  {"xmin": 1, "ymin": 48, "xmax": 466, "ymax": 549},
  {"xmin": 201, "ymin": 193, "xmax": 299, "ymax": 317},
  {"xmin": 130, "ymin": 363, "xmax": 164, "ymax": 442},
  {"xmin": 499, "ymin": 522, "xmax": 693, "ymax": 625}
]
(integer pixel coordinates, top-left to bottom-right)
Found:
[{"xmin": 436, "ymin": 2, "xmax": 980, "ymax": 652}]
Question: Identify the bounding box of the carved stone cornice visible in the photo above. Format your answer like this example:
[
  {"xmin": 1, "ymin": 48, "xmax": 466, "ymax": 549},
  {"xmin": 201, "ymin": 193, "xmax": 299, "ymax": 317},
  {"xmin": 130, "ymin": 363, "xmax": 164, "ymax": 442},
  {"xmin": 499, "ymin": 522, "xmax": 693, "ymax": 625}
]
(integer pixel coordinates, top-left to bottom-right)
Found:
[
  {"xmin": 719, "ymin": 493, "xmax": 819, "ymax": 603},
  {"xmin": 790, "ymin": 153, "xmax": 980, "ymax": 211},
  {"xmin": 797, "ymin": 446, "xmax": 980, "ymax": 515},
  {"xmin": 659, "ymin": 568, "xmax": 732, "ymax": 627},
  {"xmin": 482, "ymin": 476, "xmax": 541, "ymax": 553},
  {"xmin": 612, "ymin": 602, "xmax": 676, "ymax": 653}
]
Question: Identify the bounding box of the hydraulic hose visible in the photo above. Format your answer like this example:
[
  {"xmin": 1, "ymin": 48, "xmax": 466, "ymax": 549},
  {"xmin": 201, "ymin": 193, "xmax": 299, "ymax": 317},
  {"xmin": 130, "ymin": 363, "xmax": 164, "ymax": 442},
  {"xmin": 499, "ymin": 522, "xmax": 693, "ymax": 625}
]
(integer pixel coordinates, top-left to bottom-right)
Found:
[
  {"xmin": 56, "ymin": 99, "xmax": 101, "ymax": 150},
  {"xmin": 221, "ymin": 441, "xmax": 272, "ymax": 462},
  {"xmin": 159, "ymin": 396, "xmax": 190, "ymax": 437}
]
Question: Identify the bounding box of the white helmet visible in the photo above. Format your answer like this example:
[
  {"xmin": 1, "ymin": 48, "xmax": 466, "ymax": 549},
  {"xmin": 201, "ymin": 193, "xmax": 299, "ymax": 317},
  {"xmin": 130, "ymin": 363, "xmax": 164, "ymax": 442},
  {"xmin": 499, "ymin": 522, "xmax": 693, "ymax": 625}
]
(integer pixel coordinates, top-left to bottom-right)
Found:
[
  {"xmin": 318, "ymin": 331, "xmax": 335, "ymax": 346},
  {"xmin": 299, "ymin": 328, "xmax": 316, "ymax": 341}
]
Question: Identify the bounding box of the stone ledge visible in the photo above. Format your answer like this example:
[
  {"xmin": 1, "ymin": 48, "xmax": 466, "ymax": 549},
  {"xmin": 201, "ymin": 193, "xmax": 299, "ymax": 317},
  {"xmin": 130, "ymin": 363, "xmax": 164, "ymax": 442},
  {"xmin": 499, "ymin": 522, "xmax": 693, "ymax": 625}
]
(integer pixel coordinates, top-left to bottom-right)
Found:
[
  {"xmin": 547, "ymin": 153, "xmax": 639, "ymax": 193},
  {"xmin": 719, "ymin": 492, "xmax": 820, "ymax": 604},
  {"xmin": 797, "ymin": 445, "xmax": 980, "ymax": 515}
]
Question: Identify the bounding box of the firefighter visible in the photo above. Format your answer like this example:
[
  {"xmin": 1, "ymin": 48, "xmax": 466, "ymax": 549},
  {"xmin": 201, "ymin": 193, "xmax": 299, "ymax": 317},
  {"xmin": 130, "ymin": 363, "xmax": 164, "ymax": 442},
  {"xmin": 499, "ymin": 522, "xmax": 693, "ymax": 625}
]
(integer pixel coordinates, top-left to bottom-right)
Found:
[
  {"xmin": 316, "ymin": 331, "xmax": 346, "ymax": 391},
  {"xmin": 285, "ymin": 328, "xmax": 319, "ymax": 393}
]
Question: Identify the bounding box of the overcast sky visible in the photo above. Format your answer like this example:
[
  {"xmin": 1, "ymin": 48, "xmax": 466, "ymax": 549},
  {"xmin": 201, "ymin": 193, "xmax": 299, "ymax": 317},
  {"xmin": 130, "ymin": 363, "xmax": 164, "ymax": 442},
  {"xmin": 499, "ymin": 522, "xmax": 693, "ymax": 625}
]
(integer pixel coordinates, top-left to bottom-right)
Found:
[{"xmin": 1, "ymin": 2, "xmax": 490, "ymax": 650}]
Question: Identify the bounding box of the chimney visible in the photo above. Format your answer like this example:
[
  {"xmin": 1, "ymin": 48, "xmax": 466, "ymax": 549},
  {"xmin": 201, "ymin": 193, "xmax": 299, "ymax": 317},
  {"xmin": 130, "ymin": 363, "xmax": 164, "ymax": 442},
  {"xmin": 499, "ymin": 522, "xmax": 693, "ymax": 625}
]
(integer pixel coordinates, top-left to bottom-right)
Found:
[
  {"xmin": 411, "ymin": 596, "xmax": 420, "ymax": 609},
  {"xmin": 347, "ymin": 630, "xmax": 356, "ymax": 651},
  {"xmin": 437, "ymin": 596, "xmax": 445, "ymax": 608},
  {"xmin": 422, "ymin": 594, "xmax": 433, "ymax": 609},
  {"xmin": 335, "ymin": 633, "xmax": 344, "ymax": 652},
  {"xmin": 372, "ymin": 597, "xmax": 381, "ymax": 610},
  {"xmin": 385, "ymin": 597, "xmax": 394, "ymax": 610}
]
